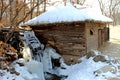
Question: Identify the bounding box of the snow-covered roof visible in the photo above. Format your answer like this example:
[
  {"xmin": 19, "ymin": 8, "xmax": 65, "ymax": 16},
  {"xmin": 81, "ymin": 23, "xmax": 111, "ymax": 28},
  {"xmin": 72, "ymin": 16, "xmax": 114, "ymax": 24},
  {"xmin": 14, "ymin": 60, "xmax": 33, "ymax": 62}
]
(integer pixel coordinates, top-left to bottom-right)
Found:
[{"xmin": 25, "ymin": 3, "xmax": 112, "ymax": 26}]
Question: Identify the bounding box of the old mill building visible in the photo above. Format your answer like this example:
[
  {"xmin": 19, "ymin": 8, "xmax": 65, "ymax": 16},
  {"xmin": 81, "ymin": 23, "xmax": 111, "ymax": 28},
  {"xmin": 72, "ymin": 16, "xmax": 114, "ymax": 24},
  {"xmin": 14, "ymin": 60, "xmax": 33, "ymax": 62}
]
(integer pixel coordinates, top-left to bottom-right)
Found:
[{"xmin": 25, "ymin": 3, "xmax": 112, "ymax": 64}]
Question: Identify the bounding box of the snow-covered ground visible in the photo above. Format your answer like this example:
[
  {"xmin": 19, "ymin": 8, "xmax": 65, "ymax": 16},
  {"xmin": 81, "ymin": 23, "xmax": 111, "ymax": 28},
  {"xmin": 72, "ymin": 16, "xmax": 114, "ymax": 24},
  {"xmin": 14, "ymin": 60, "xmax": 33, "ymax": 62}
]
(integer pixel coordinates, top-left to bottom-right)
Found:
[
  {"xmin": 0, "ymin": 59, "xmax": 45, "ymax": 80},
  {"xmin": 60, "ymin": 56, "xmax": 120, "ymax": 80},
  {"xmin": 1, "ymin": 50, "xmax": 120, "ymax": 80}
]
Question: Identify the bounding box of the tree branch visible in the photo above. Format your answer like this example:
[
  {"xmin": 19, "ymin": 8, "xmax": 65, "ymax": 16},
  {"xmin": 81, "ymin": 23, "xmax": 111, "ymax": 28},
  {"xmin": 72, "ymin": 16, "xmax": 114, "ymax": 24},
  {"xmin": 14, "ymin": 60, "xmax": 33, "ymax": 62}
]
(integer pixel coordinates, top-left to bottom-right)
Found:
[{"xmin": 16, "ymin": 0, "xmax": 45, "ymax": 26}]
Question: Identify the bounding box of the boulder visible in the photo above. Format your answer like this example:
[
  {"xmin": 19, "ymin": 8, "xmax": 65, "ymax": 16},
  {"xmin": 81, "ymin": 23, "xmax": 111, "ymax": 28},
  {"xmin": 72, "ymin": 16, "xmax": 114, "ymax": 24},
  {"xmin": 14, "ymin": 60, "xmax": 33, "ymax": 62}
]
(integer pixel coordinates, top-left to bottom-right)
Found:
[
  {"xmin": 107, "ymin": 78, "xmax": 120, "ymax": 80},
  {"xmin": 93, "ymin": 55, "xmax": 107, "ymax": 62},
  {"xmin": 94, "ymin": 65, "xmax": 117, "ymax": 76},
  {"xmin": 86, "ymin": 51, "xmax": 96, "ymax": 59}
]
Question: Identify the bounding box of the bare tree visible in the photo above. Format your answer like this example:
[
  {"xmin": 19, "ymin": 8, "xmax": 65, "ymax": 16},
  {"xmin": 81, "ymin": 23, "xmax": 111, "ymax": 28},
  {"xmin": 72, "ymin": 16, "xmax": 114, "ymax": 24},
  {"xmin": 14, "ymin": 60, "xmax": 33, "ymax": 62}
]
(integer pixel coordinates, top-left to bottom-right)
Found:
[
  {"xmin": 98, "ymin": 0, "xmax": 105, "ymax": 15},
  {"xmin": 43, "ymin": 0, "xmax": 46, "ymax": 12},
  {"xmin": 16, "ymin": 0, "xmax": 45, "ymax": 26},
  {"xmin": 98, "ymin": 0, "xmax": 120, "ymax": 25},
  {"xmin": 63, "ymin": 0, "xmax": 86, "ymax": 5},
  {"xmin": 36, "ymin": 0, "xmax": 40, "ymax": 16},
  {"xmin": 0, "ymin": 0, "xmax": 45, "ymax": 26},
  {"xmin": 0, "ymin": 0, "xmax": 14, "ymax": 22}
]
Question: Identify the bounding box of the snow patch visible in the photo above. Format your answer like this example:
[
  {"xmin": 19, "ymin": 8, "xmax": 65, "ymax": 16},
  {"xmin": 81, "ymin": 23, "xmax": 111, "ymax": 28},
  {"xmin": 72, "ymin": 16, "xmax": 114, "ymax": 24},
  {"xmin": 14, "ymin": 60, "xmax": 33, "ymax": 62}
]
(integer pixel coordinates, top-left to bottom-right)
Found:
[
  {"xmin": 59, "ymin": 51, "xmax": 120, "ymax": 80},
  {"xmin": 0, "ymin": 60, "xmax": 44, "ymax": 80}
]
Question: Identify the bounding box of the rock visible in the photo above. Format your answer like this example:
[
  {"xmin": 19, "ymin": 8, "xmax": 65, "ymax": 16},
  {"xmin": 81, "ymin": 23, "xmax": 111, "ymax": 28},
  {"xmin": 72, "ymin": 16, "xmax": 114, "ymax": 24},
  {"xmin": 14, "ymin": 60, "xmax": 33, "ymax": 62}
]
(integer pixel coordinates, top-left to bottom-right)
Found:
[
  {"xmin": 16, "ymin": 62, "xmax": 24, "ymax": 66},
  {"xmin": 0, "ymin": 72, "xmax": 5, "ymax": 77},
  {"xmin": 0, "ymin": 61, "xmax": 9, "ymax": 70},
  {"xmin": 86, "ymin": 51, "xmax": 96, "ymax": 59},
  {"xmin": 9, "ymin": 67, "xmax": 20, "ymax": 75},
  {"xmin": 107, "ymin": 78, "xmax": 120, "ymax": 80},
  {"xmin": 46, "ymin": 74, "xmax": 61, "ymax": 80},
  {"xmin": 93, "ymin": 55, "xmax": 107, "ymax": 62},
  {"xmin": 15, "ymin": 71, "xmax": 20, "ymax": 75},
  {"xmin": 17, "ymin": 58, "xmax": 26, "ymax": 65},
  {"xmin": 94, "ymin": 65, "xmax": 117, "ymax": 76},
  {"xmin": 10, "ymin": 68, "xmax": 16, "ymax": 74}
]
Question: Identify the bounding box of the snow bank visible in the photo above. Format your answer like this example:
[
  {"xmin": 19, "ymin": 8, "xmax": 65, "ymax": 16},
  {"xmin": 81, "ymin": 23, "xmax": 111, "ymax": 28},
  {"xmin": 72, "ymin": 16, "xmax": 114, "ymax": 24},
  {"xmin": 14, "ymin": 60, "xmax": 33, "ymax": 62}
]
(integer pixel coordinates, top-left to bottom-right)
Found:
[
  {"xmin": 60, "ymin": 57, "xmax": 108, "ymax": 80},
  {"xmin": 42, "ymin": 47, "xmax": 62, "ymax": 74},
  {"xmin": 1, "ymin": 49, "xmax": 120, "ymax": 80},
  {"xmin": 26, "ymin": 60, "xmax": 45, "ymax": 80},
  {"xmin": 59, "ymin": 51, "xmax": 120, "ymax": 80},
  {"xmin": 25, "ymin": 3, "xmax": 112, "ymax": 26},
  {"xmin": 0, "ymin": 60, "xmax": 45, "ymax": 80}
]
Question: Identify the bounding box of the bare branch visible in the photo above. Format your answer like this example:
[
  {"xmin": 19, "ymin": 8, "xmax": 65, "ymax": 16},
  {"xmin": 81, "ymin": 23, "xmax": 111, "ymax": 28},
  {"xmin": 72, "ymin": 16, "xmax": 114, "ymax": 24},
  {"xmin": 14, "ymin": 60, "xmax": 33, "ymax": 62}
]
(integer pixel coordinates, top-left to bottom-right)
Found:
[
  {"xmin": 0, "ymin": 0, "xmax": 14, "ymax": 21},
  {"xmin": 16, "ymin": 0, "xmax": 45, "ymax": 26}
]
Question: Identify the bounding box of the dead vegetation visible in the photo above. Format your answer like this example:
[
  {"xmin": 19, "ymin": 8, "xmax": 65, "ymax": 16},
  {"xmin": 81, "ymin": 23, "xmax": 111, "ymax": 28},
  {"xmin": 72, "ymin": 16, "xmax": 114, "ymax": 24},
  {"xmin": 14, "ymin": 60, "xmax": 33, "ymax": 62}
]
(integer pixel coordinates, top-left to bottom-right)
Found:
[{"xmin": 0, "ymin": 41, "xmax": 18, "ymax": 70}]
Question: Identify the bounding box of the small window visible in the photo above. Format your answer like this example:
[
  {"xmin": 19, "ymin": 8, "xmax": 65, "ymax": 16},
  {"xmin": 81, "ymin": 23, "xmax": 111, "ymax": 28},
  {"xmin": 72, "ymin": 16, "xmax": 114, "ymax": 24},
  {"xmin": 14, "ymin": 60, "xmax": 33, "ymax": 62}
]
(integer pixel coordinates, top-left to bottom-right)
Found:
[{"xmin": 90, "ymin": 29, "xmax": 94, "ymax": 35}]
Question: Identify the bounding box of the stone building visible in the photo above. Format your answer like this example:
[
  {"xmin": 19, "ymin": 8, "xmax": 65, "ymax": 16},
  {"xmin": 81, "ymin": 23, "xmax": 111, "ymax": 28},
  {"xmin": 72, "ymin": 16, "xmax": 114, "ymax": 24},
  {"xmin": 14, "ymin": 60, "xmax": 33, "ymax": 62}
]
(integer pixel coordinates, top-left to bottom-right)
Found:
[{"xmin": 25, "ymin": 3, "xmax": 112, "ymax": 64}]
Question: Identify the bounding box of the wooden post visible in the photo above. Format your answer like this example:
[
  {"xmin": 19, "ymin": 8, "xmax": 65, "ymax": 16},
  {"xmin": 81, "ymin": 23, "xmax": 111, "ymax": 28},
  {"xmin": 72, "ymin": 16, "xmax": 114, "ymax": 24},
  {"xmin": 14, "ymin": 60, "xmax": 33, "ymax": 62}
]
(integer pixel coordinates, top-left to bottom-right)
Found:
[
  {"xmin": 43, "ymin": 0, "xmax": 46, "ymax": 12},
  {"xmin": 64, "ymin": 0, "xmax": 67, "ymax": 6}
]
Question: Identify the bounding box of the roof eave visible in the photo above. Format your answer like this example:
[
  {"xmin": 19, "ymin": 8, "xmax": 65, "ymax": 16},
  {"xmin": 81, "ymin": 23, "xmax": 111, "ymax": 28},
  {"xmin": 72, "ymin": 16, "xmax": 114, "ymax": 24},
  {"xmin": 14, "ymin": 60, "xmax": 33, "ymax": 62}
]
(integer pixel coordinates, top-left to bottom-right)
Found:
[{"xmin": 25, "ymin": 20, "xmax": 113, "ymax": 27}]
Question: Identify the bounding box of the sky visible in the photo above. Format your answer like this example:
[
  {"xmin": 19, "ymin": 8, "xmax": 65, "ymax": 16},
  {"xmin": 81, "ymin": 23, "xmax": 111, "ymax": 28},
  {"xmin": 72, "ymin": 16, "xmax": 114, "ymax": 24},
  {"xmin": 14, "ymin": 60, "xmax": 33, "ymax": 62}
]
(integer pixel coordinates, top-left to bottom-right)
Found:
[{"xmin": 84, "ymin": 0, "xmax": 102, "ymax": 14}]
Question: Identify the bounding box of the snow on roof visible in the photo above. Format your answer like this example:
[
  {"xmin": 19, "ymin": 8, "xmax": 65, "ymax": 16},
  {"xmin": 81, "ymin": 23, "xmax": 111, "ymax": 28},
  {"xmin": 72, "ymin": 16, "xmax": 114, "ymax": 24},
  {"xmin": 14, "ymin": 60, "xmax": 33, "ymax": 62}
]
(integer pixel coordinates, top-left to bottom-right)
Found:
[{"xmin": 25, "ymin": 3, "xmax": 112, "ymax": 26}]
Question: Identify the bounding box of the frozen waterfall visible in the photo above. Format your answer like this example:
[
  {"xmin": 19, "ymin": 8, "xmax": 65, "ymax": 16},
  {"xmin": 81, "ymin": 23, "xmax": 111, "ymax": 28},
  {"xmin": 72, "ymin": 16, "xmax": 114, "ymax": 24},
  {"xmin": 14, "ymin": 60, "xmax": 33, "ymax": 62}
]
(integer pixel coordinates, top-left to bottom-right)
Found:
[
  {"xmin": 19, "ymin": 31, "xmax": 44, "ymax": 62},
  {"xmin": 19, "ymin": 30, "xmax": 63, "ymax": 76}
]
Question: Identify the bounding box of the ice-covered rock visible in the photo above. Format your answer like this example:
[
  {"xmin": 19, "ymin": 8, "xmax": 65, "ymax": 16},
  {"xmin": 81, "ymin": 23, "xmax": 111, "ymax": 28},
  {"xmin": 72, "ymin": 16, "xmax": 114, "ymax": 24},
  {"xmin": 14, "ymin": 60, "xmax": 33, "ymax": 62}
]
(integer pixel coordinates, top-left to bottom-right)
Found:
[
  {"xmin": 86, "ymin": 50, "xmax": 96, "ymax": 59},
  {"xmin": 26, "ymin": 60, "xmax": 45, "ymax": 80},
  {"xmin": 93, "ymin": 55, "xmax": 107, "ymax": 62},
  {"xmin": 21, "ymin": 42, "xmax": 33, "ymax": 61},
  {"xmin": 42, "ymin": 47, "xmax": 62, "ymax": 74},
  {"xmin": 0, "ymin": 60, "xmax": 44, "ymax": 80},
  {"xmin": 94, "ymin": 65, "xmax": 117, "ymax": 76}
]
